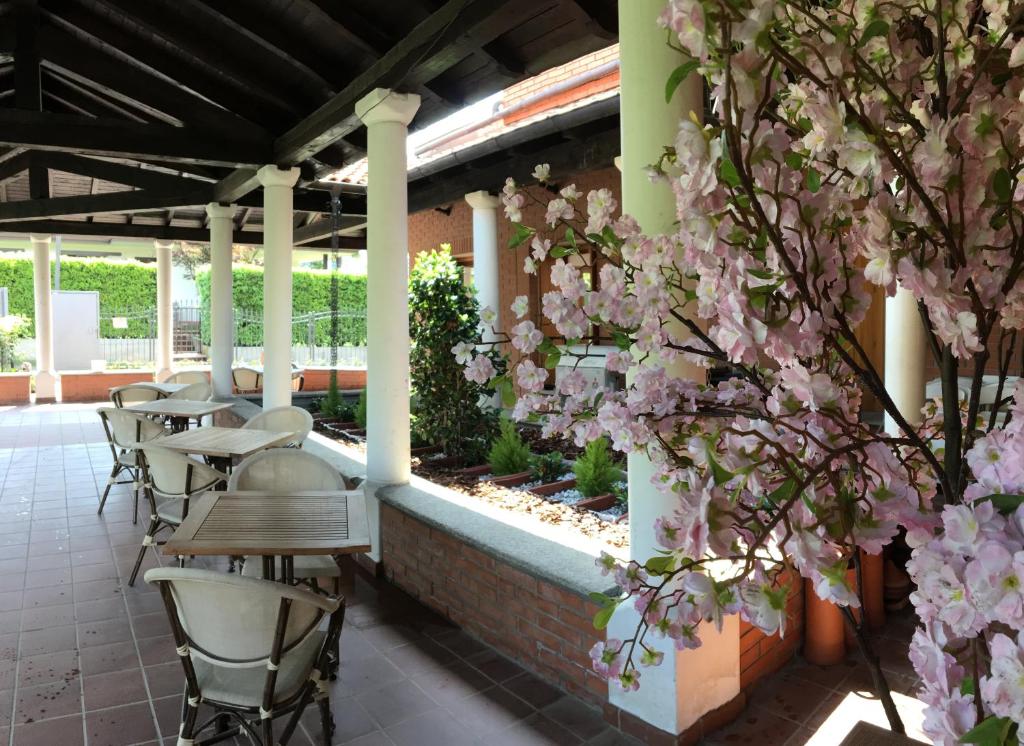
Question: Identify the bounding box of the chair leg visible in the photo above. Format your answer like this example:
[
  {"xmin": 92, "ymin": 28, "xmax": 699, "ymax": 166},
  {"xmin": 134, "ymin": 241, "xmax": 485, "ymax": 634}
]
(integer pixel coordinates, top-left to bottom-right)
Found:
[
  {"xmin": 179, "ymin": 697, "xmax": 199, "ymax": 746},
  {"xmin": 261, "ymin": 716, "xmax": 274, "ymax": 746},
  {"xmin": 96, "ymin": 462, "xmax": 119, "ymax": 515},
  {"xmin": 318, "ymin": 695, "xmax": 334, "ymax": 746},
  {"xmin": 128, "ymin": 518, "xmax": 159, "ymax": 587}
]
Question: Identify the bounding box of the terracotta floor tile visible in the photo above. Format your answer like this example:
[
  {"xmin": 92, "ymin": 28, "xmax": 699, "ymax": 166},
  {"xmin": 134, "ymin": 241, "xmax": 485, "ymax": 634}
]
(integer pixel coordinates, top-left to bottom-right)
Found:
[
  {"xmin": 17, "ymin": 649, "xmax": 80, "ymax": 688},
  {"xmin": 85, "ymin": 701, "xmax": 159, "ymax": 746},
  {"xmin": 386, "ymin": 709, "xmax": 477, "ymax": 746},
  {"xmin": 15, "ymin": 678, "xmax": 83, "ymax": 724},
  {"xmin": 703, "ymin": 706, "xmax": 803, "ymax": 746},
  {"xmin": 357, "ymin": 679, "xmax": 438, "ymax": 728},
  {"xmin": 11, "ymin": 713, "xmax": 85, "ymax": 746},
  {"xmin": 83, "ymin": 668, "xmax": 147, "ymax": 712}
]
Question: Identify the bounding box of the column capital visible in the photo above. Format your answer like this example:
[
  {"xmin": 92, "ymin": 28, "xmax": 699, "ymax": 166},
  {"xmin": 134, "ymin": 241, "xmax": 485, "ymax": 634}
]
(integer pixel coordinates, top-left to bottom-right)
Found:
[
  {"xmin": 28, "ymin": 233, "xmax": 51, "ymax": 244},
  {"xmin": 464, "ymin": 191, "xmax": 500, "ymax": 210},
  {"xmin": 154, "ymin": 240, "xmax": 175, "ymax": 251},
  {"xmin": 205, "ymin": 202, "xmax": 237, "ymax": 220},
  {"xmin": 257, "ymin": 165, "xmax": 300, "ymax": 189},
  {"xmin": 355, "ymin": 88, "xmax": 421, "ymax": 128}
]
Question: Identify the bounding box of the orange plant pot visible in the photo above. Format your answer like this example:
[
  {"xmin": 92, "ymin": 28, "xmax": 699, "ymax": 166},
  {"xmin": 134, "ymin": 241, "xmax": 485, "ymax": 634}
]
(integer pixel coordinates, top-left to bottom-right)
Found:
[{"xmin": 804, "ymin": 578, "xmax": 846, "ymax": 666}]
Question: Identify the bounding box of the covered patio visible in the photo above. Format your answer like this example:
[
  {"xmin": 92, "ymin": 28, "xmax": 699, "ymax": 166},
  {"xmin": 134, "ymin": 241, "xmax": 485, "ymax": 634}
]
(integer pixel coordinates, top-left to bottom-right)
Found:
[{"xmin": 0, "ymin": 1, "xmax": 948, "ymax": 745}]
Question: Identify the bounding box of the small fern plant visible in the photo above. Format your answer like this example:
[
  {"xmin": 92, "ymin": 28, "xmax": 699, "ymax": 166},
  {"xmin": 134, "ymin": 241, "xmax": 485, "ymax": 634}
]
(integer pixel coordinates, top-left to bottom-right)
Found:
[
  {"xmin": 354, "ymin": 389, "xmax": 368, "ymax": 429},
  {"xmin": 488, "ymin": 419, "xmax": 531, "ymax": 476},
  {"xmin": 574, "ymin": 438, "xmax": 620, "ymax": 497}
]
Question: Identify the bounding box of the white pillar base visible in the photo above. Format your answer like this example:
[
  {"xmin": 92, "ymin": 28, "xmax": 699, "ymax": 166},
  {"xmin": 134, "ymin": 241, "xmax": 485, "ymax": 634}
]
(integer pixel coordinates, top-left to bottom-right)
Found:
[
  {"xmin": 34, "ymin": 370, "xmax": 57, "ymax": 402},
  {"xmin": 884, "ymin": 286, "xmax": 927, "ymax": 433},
  {"xmin": 154, "ymin": 240, "xmax": 175, "ymax": 382},
  {"xmin": 206, "ymin": 203, "xmax": 236, "ymax": 399}
]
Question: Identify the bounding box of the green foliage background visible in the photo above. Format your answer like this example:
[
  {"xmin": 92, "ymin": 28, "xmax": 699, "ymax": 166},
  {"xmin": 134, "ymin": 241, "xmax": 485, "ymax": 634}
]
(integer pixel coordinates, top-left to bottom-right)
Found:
[
  {"xmin": 409, "ymin": 247, "xmax": 496, "ymax": 464},
  {"xmin": 0, "ymin": 257, "xmax": 157, "ymax": 338},
  {"xmin": 195, "ymin": 265, "xmax": 367, "ymax": 346}
]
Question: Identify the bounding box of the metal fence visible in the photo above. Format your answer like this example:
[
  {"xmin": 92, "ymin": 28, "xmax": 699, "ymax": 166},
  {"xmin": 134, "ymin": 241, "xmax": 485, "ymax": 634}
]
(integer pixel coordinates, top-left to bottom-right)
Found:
[{"xmin": 96, "ymin": 305, "xmax": 368, "ymax": 368}]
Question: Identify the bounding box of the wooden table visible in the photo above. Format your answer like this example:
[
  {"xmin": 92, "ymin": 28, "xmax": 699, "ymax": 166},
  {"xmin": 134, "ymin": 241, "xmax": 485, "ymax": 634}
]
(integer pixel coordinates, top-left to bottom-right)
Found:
[
  {"xmin": 163, "ymin": 490, "xmax": 371, "ymax": 583},
  {"xmin": 154, "ymin": 426, "xmax": 294, "ymax": 471},
  {"xmin": 122, "ymin": 399, "xmax": 234, "ymax": 432},
  {"xmin": 109, "ymin": 381, "xmax": 188, "ymax": 396}
]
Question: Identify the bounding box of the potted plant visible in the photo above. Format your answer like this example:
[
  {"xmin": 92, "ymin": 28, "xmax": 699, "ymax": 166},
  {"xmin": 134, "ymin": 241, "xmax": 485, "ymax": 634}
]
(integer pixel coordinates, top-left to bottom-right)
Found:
[
  {"xmin": 486, "ymin": 419, "xmax": 533, "ymax": 486},
  {"xmin": 572, "ymin": 437, "xmax": 623, "ymax": 511}
]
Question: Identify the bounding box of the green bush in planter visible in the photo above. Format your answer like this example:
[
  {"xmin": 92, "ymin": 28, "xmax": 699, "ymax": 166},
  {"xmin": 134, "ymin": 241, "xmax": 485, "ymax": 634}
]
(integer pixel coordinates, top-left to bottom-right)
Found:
[
  {"xmin": 0, "ymin": 316, "xmax": 27, "ymax": 372},
  {"xmin": 409, "ymin": 246, "xmax": 498, "ymax": 464},
  {"xmin": 489, "ymin": 419, "xmax": 531, "ymax": 476},
  {"xmin": 354, "ymin": 389, "xmax": 367, "ymax": 429},
  {"xmin": 530, "ymin": 451, "xmax": 565, "ymax": 484},
  {"xmin": 574, "ymin": 437, "xmax": 621, "ymax": 497}
]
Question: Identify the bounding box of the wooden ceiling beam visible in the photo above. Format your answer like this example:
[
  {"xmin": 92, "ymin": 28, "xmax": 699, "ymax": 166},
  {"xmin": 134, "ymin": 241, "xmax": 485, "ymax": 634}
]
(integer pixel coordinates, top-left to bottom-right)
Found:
[
  {"xmin": 13, "ymin": 0, "xmax": 40, "ymax": 110},
  {"xmin": 32, "ymin": 151, "xmax": 209, "ymax": 191},
  {"xmin": 0, "ymin": 188, "xmax": 212, "ymax": 221},
  {"xmin": 292, "ymin": 214, "xmax": 367, "ymax": 245},
  {"xmin": 0, "ymin": 109, "xmax": 270, "ymax": 167},
  {"xmin": 0, "ymin": 218, "xmax": 367, "ymax": 248},
  {"xmin": 273, "ymin": 0, "xmax": 518, "ymax": 165},
  {"xmin": 0, "ymin": 150, "xmax": 32, "ymax": 186},
  {"xmin": 43, "ymin": 69, "xmax": 153, "ymax": 123}
]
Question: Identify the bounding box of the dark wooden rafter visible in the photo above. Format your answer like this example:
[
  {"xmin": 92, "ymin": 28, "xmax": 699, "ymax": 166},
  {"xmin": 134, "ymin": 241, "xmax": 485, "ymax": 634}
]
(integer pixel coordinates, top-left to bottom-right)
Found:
[
  {"xmin": 568, "ymin": 0, "xmax": 617, "ymax": 38},
  {"xmin": 0, "ymin": 109, "xmax": 271, "ymax": 167},
  {"xmin": 0, "ymin": 218, "xmax": 367, "ymax": 248},
  {"xmin": 293, "ymin": 214, "xmax": 367, "ymax": 245},
  {"xmin": 273, "ymin": 0, "xmax": 521, "ymax": 165},
  {"xmin": 33, "ymin": 151, "xmax": 211, "ymax": 191},
  {"xmin": 13, "ymin": 0, "xmax": 41, "ymax": 110}
]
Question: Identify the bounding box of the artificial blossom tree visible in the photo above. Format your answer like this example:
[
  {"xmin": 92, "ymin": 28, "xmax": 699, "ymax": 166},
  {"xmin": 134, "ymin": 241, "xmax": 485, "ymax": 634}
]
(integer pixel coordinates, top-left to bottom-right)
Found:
[{"xmin": 458, "ymin": 0, "xmax": 1024, "ymax": 742}]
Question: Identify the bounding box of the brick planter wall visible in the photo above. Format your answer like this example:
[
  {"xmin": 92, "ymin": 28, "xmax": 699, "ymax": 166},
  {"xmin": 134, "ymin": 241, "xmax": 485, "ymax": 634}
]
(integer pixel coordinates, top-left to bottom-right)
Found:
[
  {"xmin": 60, "ymin": 370, "xmax": 154, "ymax": 402},
  {"xmin": 740, "ymin": 571, "xmax": 805, "ymax": 689},
  {"xmin": 0, "ymin": 373, "xmax": 31, "ymax": 405},
  {"xmin": 379, "ymin": 503, "xmax": 609, "ymax": 705},
  {"xmin": 301, "ymin": 367, "xmax": 367, "ymax": 392}
]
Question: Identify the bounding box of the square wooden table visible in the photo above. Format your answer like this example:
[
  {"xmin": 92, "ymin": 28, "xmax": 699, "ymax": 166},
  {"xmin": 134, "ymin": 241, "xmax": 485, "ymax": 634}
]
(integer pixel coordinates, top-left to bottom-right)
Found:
[
  {"xmin": 154, "ymin": 426, "xmax": 295, "ymax": 471},
  {"xmin": 122, "ymin": 399, "xmax": 234, "ymax": 432},
  {"xmin": 163, "ymin": 490, "xmax": 371, "ymax": 583},
  {"xmin": 110, "ymin": 381, "xmax": 188, "ymax": 397}
]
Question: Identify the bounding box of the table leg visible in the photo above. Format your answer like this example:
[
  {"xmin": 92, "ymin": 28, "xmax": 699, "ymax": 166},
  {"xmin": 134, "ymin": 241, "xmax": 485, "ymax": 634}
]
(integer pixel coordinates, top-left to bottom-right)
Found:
[
  {"xmin": 262, "ymin": 555, "xmax": 275, "ymax": 582},
  {"xmin": 169, "ymin": 416, "xmax": 188, "ymax": 434},
  {"xmin": 281, "ymin": 555, "xmax": 294, "ymax": 585}
]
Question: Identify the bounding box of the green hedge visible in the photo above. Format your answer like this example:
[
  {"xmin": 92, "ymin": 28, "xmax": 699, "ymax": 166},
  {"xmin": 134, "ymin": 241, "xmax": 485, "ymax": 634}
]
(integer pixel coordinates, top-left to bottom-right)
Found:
[
  {"xmin": 0, "ymin": 256, "xmax": 156, "ymax": 338},
  {"xmin": 195, "ymin": 266, "xmax": 367, "ymax": 346}
]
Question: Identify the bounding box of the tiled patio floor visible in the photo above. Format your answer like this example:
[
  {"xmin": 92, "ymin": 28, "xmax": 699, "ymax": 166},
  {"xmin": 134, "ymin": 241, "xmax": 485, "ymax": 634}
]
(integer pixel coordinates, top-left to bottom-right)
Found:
[
  {"xmin": 0, "ymin": 403, "xmax": 646, "ymax": 746},
  {"xmin": 0, "ymin": 403, "xmax": 923, "ymax": 746}
]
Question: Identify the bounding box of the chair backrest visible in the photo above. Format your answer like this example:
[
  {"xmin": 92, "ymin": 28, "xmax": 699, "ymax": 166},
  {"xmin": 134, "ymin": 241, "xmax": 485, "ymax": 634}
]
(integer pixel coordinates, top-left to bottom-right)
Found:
[
  {"xmin": 233, "ymin": 367, "xmax": 262, "ymax": 392},
  {"xmin": 228, "ymin": 449, "xmax": 346, "ymax": 492},
  {"xmin": 110, "ymin": 384, "xmax": 162, "ymax": 407},
  {"xmin": 169, "ymin": 381, "xmax": 212, "ymax": 401},
  {"xmin": 242, "ymin": 406, "xmax": 313, "ymax": 445},
  {"xmin": 166, "ymin": 371, "xmax": 209, "ymax": 385},
  {"xmin": 98, "ymin": 407, "xmax": 167, "ymax": 451},
  {"xmin": 144, "ymin": 568, "xmax": 339, "ymax": 698},
  {"xmin": 140, "ymin": 445, "xmax": 226, "ymax": 497}
]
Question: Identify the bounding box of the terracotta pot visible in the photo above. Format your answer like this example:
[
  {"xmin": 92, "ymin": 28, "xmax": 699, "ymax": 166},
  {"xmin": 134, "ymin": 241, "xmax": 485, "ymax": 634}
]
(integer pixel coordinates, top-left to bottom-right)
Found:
[
  {"xmin": 884, "ymin": 558, "xmax": 912, "ymax": 612},
  {"xmin": 424, "ymin": 455, "xmax": 461, "ymax": 468},
  {"xmin": 459, "ymin": 464, "xmax": 492, "ymax": 477},
  {"xmin": 804, "ymin": 578, "xmax": 846, "ymax": 666},
  {"xmin": 490, "ymin": 471, "xmax": 533, "ymax": 487},
  {"xmin": 860, "ymin": 551, "xmax": 886, "ymax": 631},
  {"xmin": 410, "ymin": 445, "xmax": 442, "ymax": 457},
  {"xmin": 575, "ymin": 494, "xmax": 617, "ymax": 511},
  {"xmin": 529, "ymin": 478, "xmax": 576, "ymax": 496},
  {"xmin": 614, "ymin": 512, "xmax": 629, "ymax": 524}
]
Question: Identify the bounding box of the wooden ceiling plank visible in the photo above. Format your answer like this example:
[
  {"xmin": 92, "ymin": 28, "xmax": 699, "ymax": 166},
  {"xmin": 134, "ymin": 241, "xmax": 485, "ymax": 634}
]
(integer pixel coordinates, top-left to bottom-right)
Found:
[
  {"xmin": 32, "ymin": 151, "xmax": 208, "ymax": 192},
  {"xmin": 273, "ymin": 0, "xmax": 518, "ymax": 166},
  {"xmin": 0, "ymin": 187, "xmax": 214, "ymax": 221},
  {"xmin": 0, "ymin": 109, "xmax": 270, "ymax": 167},
  {"xmin": 0, "ymin": 150, "xmax": 32, "ymax": 186}
]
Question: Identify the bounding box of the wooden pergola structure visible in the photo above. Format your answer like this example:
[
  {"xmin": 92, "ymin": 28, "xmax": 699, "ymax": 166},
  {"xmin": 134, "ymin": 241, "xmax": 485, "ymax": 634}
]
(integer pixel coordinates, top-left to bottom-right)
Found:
[{"xmin": 0, "ymin": 0, "xmax": 617, "ymax": 246}]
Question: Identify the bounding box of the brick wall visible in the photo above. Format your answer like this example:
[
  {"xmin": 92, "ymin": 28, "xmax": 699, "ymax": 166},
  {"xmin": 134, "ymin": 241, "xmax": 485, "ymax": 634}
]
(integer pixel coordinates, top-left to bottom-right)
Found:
[
  {"xmin": 380, "ymin": 503, "xmax": 609, "ymax": 705},
  {"xmin": 60, "ymin": 370, "xmax": 155, "ymax": 403},
  {"xmin": 739, "ymin": 572, "xmax": 804, "ymax": 689}
]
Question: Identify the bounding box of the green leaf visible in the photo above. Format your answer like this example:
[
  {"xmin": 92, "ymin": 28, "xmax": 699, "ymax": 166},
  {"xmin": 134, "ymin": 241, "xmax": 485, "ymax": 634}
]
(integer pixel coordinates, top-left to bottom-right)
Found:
[
  {"xmin": 706, "ymin": 449, "xmax": 734, "ymax": 486},
  {"xmin": 589, "ymin": 592, "xmax": 617, "ymax": 607},
  {"xmin": 544, "ymin": 349, "xmax": 561, "ymax": 369},
  {"xmin": 806, "ymin": 168, "xmax": 822, "ymax": 193},
  {"xmin": 767, "ymin": 478, "xmax": 799, "ymax": 508},
  {"xmin": 960, "ymin": 676, "xmax": 975, "ymax": 697},
  {"xmin": 720, "ymin": 158, "xmax": 741, "ymax": 188},
  {"xmin": 550, "ymin": 245, "xmax": 573, "ymax": 259},
  {"xmin": 980, "ymin": 493, "xmax": 1024, "ymax": 514},
  {"xmin": 494, "ymin": 377, "xmax": 516, "ymax": 407},
  {"xmin": 593, "ymin": 605, "xmax": 615, "ymax": 630},
  {"xmin": 612, "ymin": 331, "xmax": 632, "ymax": 350},
  {"xmin": 994, "ymin": 169, "xmax": 1013, "ymax": 203},
  {"xmin": 858, "ymin": 19, "xmax": 889, "ymax": 47},
  {"xmin": 665, "ymin": 59, "xmax": 700, "ymax": 103},
  {"xmin": 565, "ymin": 227, "xmax": 577, "ymax": 248},
  {"xmin": 784, "ymin": 151, "xmax": 805, "ymax": 170},
  {"xmin": 960, "ymin": 716, "xmax": 1015, "ymax": 745},
  {"xmin": 537, "ymin": 338, "xmax": 559, "ymax": 355},
  {"xmin": 507, "ymin": 223, "xmax": 534, "ymax": 249},
  {"xmin": 645, "ymin": 555, "xmax": 676, "ymax": 575}
]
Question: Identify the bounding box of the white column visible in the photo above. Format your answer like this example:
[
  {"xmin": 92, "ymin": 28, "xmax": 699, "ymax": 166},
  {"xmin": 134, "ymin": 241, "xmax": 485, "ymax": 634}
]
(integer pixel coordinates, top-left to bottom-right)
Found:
[
  {"xmin": 464, "ymin": 191, "xmax": 500, "ymax": 333},
  {"xmin": 154, "ymin": 240, "xmax": 175, "ymax": 382},
  {"xmin": 257, "ymin": 165, "xmax": 300, "ymax": 410},
  {"xmin": 607, "ymin": 0, "xmax": 741, "ymax": 736},
  {"xmin": 206, "ymin": 203, "xmax": 236, "ymax": 398},
  {"xmin": 884, "ymin": 287, "xmax": 927, "ymax": 433},
  {"xmin": 29, "ymin": 234, "xmax": 56, "ymax": 400},
  {"xmin": 357, "ymin": 88, "xmax": 420, "ymax": 559}
]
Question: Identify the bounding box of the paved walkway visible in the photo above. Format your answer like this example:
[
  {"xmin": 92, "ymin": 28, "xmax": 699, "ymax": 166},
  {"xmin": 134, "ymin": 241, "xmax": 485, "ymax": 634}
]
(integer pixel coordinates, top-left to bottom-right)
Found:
[{"xmin": 0, "ymin": 403, "xmax": 644, "ymax": 746}]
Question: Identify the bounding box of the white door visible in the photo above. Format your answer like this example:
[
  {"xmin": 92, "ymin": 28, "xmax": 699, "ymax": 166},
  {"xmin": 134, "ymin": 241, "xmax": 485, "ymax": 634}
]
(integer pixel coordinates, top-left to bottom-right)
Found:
[{"xmin": 53, "ymin": 291, "xmax": 102, "ymax": 371}]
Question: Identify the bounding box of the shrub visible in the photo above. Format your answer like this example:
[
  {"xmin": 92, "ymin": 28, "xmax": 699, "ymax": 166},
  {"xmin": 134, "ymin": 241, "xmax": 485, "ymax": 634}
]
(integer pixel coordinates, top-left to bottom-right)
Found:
[
  {"xmin": 574, "ymin": 438, "xmax": 620, "ymax": 497},
  {"xmin": 409, "ymin": 247, "xmax": 498, "ymax": 464},
  {"xmin": 318, "ymin": 377, "xmax": 353, "ymax": 419},
  {"xmin": 354, "ymin": 389, "xmax": 367, "ymax": 429},
  {"xmin": 489, "ymin": 419, "xmax": 531, "ymax": 476},
  {"xmin": 0, "ymin": 316, "xmax": 27, "ymax": 372},
  {"xmin": 530, "ymin": 451, "xmax": 565, "ymax": 483}
]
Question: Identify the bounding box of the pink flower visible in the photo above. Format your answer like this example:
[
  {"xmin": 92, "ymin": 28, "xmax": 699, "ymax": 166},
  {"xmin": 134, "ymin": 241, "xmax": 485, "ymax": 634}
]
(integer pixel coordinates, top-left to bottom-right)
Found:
[
  {"xmin": 516, "ymin": 360, "xmax": 546, "ymax": 393},
  {"xmin": 544, "ymin": 197, "xmax": 574, "ymax": 227},
  {"xmin": 980, "ymin": 631, "xmax": 1024, "ymax": 723},
  {"xmin": 590, "ymin": 640, "xmax": 624, "ymax": 679},
  {"xmin": 464, "ymin": 355, "xmax": 495, "ymax": 384},
  {"xmin": 510, "ymin": 321, "xmax": 543, "ymax": 354}
]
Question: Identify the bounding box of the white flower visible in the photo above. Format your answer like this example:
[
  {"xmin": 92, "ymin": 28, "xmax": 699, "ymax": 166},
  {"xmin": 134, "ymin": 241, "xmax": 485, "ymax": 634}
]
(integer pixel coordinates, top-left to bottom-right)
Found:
[
  {"xmin": 451, "ymin": 341, "xmax": 475, "ymax": 365},
  {"xmin": 464, "ymin": 355, "xmax": 495, "ymax": 384},
  {"xmin": 510, "ymin": 321, "xmax": 544, "ymax": 354},
  {"xmin": 524, "ymin": 256, "xmax": 538, "ymax": 274},
  {"xmin": 511, "ymin": 295, "xmax": 529, "ymax": 319},
  {"xmin": 1011, "ymin": 39, "xmax": 1024, "ymax": 67},
  {"xmin": 479, "ymin": 306, "xmax": 497, "ymax": 326},
  {"xmin": 532, "ymin": 163, "xmax": 551, "ymax": 182},
  {"xmin": 516, "ymin": 360, "xmax": 547, "ymax": 393},
  {"xmin": 560, "ymin": 184, "xmax": 581, "ymax": 200}
]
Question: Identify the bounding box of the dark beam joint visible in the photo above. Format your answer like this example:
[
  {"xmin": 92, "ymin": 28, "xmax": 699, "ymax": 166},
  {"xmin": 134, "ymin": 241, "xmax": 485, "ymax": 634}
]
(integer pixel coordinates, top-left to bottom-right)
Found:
[{"xmin": 13, "ymin": 0, "xmax": 41, "ymax": 111}]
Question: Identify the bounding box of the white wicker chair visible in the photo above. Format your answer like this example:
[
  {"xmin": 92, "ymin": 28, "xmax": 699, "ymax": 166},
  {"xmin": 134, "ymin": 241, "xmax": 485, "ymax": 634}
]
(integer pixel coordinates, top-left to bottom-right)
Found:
[
  {"xmin": 233, "ymin": 367, "xmax": 262, "ymax": 393},
  {"xmin": 110, "ymin": 383, "xmax": 164, "ymax": 408},
  {"xmin": 145, "ymin": 567, "xmax": 343, "ymax": 745},
  {"xmin": 129, "ymin": 445, "xmax": 226, "ymax": 587},
  {"xmin": 166, "ymin": 370, "xmax": 209, "ymax": 385},
  {"xmin": 168, "ymin": 381, "xmax": 212, "ymax": 401},
  {"xmin": 242, "ymin": 406, "xmax": 313, "ymax": 447},
  {"xmin": 96, "ymin": 407, "xmax": 167, "ymax": 522}
]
